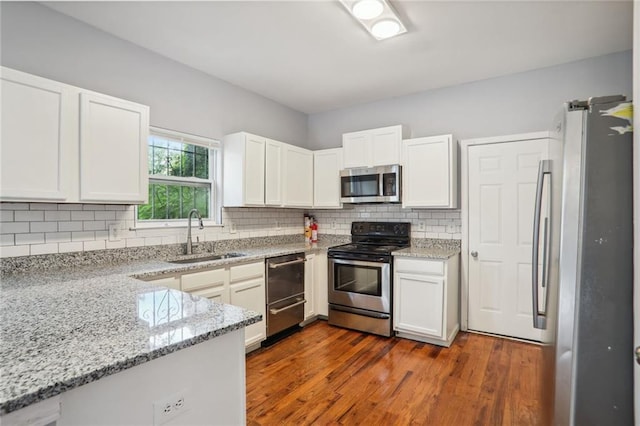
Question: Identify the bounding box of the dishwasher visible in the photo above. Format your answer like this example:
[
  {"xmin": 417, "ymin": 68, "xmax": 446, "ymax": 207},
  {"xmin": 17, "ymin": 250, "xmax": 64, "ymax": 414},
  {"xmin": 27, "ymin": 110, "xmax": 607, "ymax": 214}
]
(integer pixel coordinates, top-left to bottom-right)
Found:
[{"xmin": 264, "ymin": 252, "xmax": 306, "ymax": 345}]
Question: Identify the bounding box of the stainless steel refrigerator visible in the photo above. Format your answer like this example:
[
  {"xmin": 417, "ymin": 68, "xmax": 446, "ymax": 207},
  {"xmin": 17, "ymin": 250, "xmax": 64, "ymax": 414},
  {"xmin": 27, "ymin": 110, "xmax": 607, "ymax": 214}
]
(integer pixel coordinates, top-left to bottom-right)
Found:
[{"xmin": 533, "ymin": 96, "xmax": 634, "ymax": 425}]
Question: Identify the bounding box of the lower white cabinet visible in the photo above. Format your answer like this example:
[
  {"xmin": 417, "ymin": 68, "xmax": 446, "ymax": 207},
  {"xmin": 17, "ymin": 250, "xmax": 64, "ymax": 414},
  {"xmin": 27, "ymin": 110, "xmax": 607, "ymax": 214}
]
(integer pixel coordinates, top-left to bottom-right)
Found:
[
  {"xmin": 393, "ymin": 255, "xmax": 459, "ymax": 347},
  {"xmin": 144, "ymin": 260, "xmax": 266, "ymax": 349}
]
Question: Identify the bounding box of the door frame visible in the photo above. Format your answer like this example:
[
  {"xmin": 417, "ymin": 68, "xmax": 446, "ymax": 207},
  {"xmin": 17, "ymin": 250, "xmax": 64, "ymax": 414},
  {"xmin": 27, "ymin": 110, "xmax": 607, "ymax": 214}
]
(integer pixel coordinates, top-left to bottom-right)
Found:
[{"xmin": 459, "ymin": 131, "xmax": 551, "ymax": 331}]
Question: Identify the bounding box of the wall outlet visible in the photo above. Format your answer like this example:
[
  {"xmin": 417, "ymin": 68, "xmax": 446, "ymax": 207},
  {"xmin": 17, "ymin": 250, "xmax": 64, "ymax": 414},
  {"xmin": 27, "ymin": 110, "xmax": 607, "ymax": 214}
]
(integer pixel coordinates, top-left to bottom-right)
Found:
[
  {"xmin": 331, "ymin": 221, "xmax": 337, "ymax": 230},
  {"xmin": 153, "ymin": 390, "xmax": 190, "ymax": 425},
  {"xmin": 229, "ymin": 222, "xmax": 237, "ymax": 234},
  {"xmin": 108, "ymin": 223, "xmax": 121, "ymax": 241},
  {"xmin": 418, "ymin": 221, "xmax": 426, "ymax": 231}
]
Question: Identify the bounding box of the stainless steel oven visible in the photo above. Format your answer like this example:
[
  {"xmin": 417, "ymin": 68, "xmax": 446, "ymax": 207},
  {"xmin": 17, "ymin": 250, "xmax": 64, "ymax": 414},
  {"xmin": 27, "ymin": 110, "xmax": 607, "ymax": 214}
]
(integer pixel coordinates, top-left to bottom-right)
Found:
[{"xmin": 327, "ymin": 222, "xmax": 410, "ymax": 337}]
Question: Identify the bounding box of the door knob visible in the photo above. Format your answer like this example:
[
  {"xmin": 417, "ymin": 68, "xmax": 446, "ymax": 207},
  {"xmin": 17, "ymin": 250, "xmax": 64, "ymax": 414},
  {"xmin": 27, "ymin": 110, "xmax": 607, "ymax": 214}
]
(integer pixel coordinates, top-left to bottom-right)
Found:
[
  {"xmin": 471, "ymin": 251, "xmax": 478, "ymax": 258},
  {"xmin": 635, "ymin": 347, "xmax": 640, "ymax": 365}
]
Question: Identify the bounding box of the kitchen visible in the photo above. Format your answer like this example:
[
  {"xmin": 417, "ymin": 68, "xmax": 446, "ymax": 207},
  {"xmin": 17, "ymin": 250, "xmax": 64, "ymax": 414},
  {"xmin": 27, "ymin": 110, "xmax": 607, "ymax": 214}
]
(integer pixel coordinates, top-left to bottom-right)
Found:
[{"xmin": 0, "ymin": 1, "xmax": 638, "ymax": 425}]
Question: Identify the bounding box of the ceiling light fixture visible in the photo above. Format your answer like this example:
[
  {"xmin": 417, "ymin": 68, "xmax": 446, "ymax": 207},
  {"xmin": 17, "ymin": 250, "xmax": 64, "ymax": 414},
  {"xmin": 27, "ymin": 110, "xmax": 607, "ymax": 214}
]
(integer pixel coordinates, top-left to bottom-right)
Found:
[{"xmin": 339, "ymin": 0, "xmax": 407, "ymax": 41}]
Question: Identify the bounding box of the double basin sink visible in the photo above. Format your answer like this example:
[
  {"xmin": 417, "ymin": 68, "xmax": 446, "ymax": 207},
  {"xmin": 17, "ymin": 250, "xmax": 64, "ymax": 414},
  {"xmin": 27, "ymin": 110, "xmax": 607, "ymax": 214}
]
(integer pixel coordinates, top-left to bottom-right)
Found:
[{"xmin": 168, "ymin": 252, "xmax": 247, "ymax": 264}]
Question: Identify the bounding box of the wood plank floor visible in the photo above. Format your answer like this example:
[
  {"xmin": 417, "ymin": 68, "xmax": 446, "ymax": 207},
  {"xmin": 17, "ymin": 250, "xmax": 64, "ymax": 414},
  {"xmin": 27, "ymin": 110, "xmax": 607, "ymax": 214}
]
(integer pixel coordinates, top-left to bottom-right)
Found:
[{"xmin": 246, "ymin": 321, "xmax": 542, "ymax": 425}]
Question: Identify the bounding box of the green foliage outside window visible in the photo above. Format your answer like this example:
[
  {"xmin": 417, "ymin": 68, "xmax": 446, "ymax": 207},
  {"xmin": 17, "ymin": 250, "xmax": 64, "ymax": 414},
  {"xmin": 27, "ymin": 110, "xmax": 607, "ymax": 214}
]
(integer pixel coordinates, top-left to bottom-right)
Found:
[{"xmin": 137, "ymin": 134, "xmax": 213, "ymax": 221}]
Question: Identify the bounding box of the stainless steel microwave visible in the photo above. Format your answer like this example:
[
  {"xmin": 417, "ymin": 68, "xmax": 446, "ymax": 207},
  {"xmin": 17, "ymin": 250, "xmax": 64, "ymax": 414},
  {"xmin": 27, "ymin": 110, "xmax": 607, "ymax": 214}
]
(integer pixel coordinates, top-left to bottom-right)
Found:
[{"xmin": 340, "ymin": 165, "xmax": 401, "ymax": 204}]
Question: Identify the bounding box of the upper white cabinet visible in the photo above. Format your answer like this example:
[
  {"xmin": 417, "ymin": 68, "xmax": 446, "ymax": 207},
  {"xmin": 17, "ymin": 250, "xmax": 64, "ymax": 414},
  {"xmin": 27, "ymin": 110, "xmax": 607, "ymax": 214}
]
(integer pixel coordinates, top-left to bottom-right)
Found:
[
  {"xmin": 402, "ymin": 134, "xmax": 458, "ymax": 209},
  {"xmin": 79, "ymin": 92, "xmax": 149, "ymax": 203},
  {"xmin": 264, "ymin": 138, "xmax": 283, "ymax": 206},
  {"xmin": 223, "ymin": 132, "xmax": 313, "ymax": 208},
  {"xmin": 342, "ymin": 125, "xmax": 403, "ymax": 168},
  {"xmin": 313, "ymin": 148, "xmax": 343, "ymax": 208},
  {"xmin": 282, "ymin": 143, "xmax": 313, "ymax": 208},
  {"xmin": 223, "ymin": 132, "xmax": 266, "ymax": 207},
  {"xmin": 0, "ymin": 67, "xmax": 149, "ymax": 204}
]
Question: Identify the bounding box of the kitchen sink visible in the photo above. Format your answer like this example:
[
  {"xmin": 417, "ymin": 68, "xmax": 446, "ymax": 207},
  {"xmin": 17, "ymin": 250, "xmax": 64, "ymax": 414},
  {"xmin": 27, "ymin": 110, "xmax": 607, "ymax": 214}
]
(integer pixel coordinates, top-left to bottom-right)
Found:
[{"xmin": 168, "ymin": 252, "xmax": 247, "ymax": 264}]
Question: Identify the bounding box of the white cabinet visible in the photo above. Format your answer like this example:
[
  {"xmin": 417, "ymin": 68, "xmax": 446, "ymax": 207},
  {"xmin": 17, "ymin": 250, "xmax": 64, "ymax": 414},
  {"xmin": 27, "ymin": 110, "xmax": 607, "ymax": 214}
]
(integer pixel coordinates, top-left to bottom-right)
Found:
[
  {"xmin": 342, "ymin": 125, "xmax": 403, "ymax": 168},
  {"xmin": 0, "ymin": 66, "xmax": 149, "ymax": 204},
  {"xmin": 79, "ymin": 92, "xmax": 148, "ymax": 203},
  {"xmin": 402, "ymin": 134, "xmax": 458, "ymax": 208},
  {"xmin": 229, "ymin": 261, "xmax": 266, "ymax": 348},
  {"xmin": 313, "ymin": 251, "xmax": 329, "ymax": 317},
  {"xmin": 313, "ymin": 148, "xmax": 343, "ymax": 208},
  {"xmin": 145, "ymin": 260, "xmax": 266, "ymax": 349},
  {"xmin": 223, "ymin": 132, "xmax": 266, "ymax": 207},
  {"xmin": 265, "ymin": 138, "xmax": 283, "ymax": 206},
  {"xmin": 393, "ymin": 255, "xmax": 459, "ymax": 347},
  {"xmin": 304, "ymin": 253, "xmax": 316, "ymax": 320},
  {"xmin": 282, "ymin": 144, "xmax": 313, "ymax": 207}
]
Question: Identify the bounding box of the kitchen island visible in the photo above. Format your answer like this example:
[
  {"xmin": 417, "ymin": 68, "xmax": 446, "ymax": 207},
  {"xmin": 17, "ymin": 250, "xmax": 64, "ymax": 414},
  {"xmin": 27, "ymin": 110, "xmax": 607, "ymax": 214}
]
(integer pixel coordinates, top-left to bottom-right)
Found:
[{"xmin": 0, "ymin": 259, "xmax": 262, "ymax": 425}]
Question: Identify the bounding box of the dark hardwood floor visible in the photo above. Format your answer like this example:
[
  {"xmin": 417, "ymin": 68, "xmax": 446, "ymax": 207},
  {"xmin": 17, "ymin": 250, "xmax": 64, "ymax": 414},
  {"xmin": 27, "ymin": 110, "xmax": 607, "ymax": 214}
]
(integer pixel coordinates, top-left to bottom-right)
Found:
[{"xmin": 246, "ymin": 320, "xmax": 542, "ymax": 425}]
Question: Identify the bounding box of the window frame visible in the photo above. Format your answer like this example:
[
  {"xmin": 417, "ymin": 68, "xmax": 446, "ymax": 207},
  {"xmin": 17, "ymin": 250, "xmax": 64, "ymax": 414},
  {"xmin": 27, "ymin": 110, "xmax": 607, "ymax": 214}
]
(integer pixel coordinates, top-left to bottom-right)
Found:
[{"xmin": 134, "ymin": 126, "xmax": 222, "ymax": 229}]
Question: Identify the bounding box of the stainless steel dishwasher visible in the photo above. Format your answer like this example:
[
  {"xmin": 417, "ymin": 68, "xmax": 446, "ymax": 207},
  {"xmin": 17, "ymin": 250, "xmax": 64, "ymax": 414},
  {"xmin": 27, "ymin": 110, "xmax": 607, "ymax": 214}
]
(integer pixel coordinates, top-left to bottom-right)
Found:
[{"xmin": 264, "ymin": 252, "xmax": 306, "ymax": 344}]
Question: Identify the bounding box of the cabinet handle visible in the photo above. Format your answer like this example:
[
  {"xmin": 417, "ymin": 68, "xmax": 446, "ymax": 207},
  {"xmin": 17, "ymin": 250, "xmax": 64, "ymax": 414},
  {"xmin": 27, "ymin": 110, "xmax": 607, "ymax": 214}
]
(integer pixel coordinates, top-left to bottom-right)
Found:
[
  {"xmin": 269, "ymin": 299, "xmax": 306, "ymax": 315},
  {"xmin": 268, "ymin": 258, "xmax": 306, "ymax": 269}
]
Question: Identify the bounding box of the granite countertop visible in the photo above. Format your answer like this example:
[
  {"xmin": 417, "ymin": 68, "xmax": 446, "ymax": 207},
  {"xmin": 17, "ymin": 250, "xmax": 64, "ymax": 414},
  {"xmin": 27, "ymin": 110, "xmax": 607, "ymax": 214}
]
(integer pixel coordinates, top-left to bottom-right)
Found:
[
  {"xmin": 392, "ymin": 246, "xmax": 461, "ymax": 260},
  {"xmin": 0, "ymin": 242, "xmax": 334, "ymax": 415}
]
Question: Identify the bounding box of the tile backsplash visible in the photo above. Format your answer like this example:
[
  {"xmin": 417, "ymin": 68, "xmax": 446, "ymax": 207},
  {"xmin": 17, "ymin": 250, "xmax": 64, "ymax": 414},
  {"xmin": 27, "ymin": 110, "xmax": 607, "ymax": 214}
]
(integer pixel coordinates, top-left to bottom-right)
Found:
[
  {"xmin": 308, "ymin": 205, "xmax": 461, "ymax": 240},
  {"xmin": 0, "ymin": 203, "xmax": 302, "ymax": 258},
  {"xmin": 0, "ymin": 202, "xmax": 462, "ymax": 258}
]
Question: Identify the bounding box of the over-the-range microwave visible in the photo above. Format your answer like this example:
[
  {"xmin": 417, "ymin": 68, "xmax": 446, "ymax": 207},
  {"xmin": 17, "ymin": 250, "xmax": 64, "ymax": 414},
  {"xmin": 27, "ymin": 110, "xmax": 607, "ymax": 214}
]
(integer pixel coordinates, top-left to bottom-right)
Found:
[{"xmin": 340, "ymin": 164, "xmax": 401, "ymax": 204}]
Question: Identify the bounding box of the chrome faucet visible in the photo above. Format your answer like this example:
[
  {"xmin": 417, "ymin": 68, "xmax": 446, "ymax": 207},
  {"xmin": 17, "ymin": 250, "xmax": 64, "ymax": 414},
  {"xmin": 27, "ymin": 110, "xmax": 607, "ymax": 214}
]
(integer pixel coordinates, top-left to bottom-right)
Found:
[{"xmin": 186, "ymin": 208, "xmax": 204, "ymax": 255}]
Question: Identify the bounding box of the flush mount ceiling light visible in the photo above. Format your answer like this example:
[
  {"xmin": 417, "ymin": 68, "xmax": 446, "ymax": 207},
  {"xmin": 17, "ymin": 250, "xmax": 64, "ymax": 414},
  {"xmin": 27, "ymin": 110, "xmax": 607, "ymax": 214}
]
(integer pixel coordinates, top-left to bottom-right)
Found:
[{"xmin": 339, "ymin": 0, "xmax": 407, "ymax": 41}]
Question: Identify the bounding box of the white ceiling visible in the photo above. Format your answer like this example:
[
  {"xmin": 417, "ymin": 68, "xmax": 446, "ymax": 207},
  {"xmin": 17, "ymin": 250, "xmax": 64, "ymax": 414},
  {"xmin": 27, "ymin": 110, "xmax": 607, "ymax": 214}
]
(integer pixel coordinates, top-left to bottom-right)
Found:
[{"xmin": 43, "ymin": 1, "xmax": 633, "ymax": 114}]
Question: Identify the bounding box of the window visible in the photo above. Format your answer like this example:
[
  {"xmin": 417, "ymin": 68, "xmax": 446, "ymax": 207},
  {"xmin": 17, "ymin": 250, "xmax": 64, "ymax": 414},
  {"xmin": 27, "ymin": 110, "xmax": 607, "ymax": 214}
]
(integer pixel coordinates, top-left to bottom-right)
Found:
[{"xmin": 136, "ymin": 127, "xmax": 221, "ymax": 226}]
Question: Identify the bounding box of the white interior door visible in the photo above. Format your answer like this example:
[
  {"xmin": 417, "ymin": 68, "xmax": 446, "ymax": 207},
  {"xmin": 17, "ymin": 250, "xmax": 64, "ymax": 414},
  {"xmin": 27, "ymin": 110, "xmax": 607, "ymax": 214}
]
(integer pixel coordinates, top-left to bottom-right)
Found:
[{"xmin": 467, "ymin": 139, "xmax": 549, "ymax": 341}]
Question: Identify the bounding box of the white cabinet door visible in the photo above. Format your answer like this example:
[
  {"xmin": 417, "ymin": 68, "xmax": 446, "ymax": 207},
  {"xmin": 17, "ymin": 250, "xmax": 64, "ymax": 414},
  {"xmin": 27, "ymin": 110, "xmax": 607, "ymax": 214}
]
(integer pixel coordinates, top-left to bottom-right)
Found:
[
  {"xmin": 313, "ymin": 252, "xmax": 329, "ymax": 317},
  {"xmin": 371, "ymin": 125, "xmax": 402, "ymax": 166},
  {"xmin": 342, "ymin": 131, "xmax": 371, "ymax": 168},
  {"xmin": 402, "ymin": 134, "xmax": 457, "ymax": 208},
  {"xmin": 0, "ymin": 67, "xmax": 76, "ymax": 201},
  {"xmin": 304, "ymin": 253, "xmax": 316, "ymax": 320},
  {"xmin": 313, "ymin": 148, "xmax": 343, "ymax": 208},
  {"xmin": 144, "ymin": 275, "xmax": 181, "ymax": 290},
  {"xmin": 282, "ymin": 144, "xmax": 313, "ymax": 207},
  {"xmin": 343, "ymin": 125, "xmax": 403, "ymax": 168},
  {"xmin": 265, "ymin": 139, "xmax": 283, "ymax": 206},
  {"xmin": 230, "ymin": 277, "xmax": 266, "ymax": 347},
  {"xmin": 394, "ymin": 272, "xmax": 445, "ymax": 338},
  {"xmin": 79, "ymin": 92, "xmax": 149, "ymax": 203},
  {"xmin": 223, "ymin": 132, "xmax": 265, "ymax": 207}
]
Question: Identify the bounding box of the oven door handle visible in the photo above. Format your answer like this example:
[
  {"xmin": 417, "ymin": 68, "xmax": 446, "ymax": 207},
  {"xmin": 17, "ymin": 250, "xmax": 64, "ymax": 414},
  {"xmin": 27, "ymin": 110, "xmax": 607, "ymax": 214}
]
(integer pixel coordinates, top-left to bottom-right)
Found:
[
  {"xmin": 329, "ymin": 258, "xmax": 388, "ymax": 268},
  {"xmin": 268, "ymin": 257, "xmax": 306, "ymax": 269},
  {"xmin": 269, "ymin": 298, "xmax": 306, "ymax": 315}
]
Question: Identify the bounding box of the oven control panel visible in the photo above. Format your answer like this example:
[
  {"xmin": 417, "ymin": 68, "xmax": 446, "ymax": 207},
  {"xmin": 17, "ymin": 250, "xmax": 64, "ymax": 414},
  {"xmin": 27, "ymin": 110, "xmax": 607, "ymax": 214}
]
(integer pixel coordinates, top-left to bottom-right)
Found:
[{"xmin": 351, "ymin": 221, "xmax": 410, "ymax": 237}]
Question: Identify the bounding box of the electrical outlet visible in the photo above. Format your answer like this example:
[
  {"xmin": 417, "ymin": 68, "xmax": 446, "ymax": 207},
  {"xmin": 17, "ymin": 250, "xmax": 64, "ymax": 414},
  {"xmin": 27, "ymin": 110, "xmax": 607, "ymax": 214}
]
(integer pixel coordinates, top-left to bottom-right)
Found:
[
  {"xmin": 153, "ymin": 390, "xmax": 190, "ymax": 425},
  {"xmin": 331, "ymin": 221, "xmax": 337, "ymax": 230},
  {"xmin": 229, "ymin": 222, "xmax": 237, "ymax": 234},
  {"xmin": 108, "ymin": 223, "xmax": 120, "ymax": 241},
  {"xmin": 418, "ymin": 221, "xmax": 426, "ymax": 231}
]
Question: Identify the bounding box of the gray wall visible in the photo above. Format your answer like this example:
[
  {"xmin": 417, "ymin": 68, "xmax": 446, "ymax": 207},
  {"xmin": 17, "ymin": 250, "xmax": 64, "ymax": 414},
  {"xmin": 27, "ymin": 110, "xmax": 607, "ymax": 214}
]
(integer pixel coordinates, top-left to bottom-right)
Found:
[
  {"xmin": 307, "ymin": 50, "xmax": 633, "ymax": 149},
  {"xmin": 0, "ymin": 2, "xmax": 308, "ymax": 146}
]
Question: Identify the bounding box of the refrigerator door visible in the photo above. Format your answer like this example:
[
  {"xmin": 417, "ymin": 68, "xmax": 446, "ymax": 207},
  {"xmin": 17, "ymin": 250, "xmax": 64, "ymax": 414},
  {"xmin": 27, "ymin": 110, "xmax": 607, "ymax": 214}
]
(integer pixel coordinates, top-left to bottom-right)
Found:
[{"xmin": 549, "ymin": 98, "xmax": 634, "ymax": 425}]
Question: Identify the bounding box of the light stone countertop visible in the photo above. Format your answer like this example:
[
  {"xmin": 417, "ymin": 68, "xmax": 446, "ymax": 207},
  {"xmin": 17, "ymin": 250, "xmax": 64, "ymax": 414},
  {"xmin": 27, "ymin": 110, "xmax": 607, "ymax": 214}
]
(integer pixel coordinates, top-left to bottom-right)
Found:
[
  {"xmin": 0, "ymin": 242, "xmax": 334, "ymax": 415},
  {"xmin": 392, "ymin": 246, "xmax": 461, "ymax": 260}
]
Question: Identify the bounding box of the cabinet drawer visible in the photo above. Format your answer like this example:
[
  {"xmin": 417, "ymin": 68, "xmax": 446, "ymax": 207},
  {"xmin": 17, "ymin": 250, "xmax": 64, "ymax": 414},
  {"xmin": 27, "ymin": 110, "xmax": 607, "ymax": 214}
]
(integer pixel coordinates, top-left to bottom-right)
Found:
[
  {"xmin": 230, "ymin": 261, "xmax": 264, "ymax": 283},
  {"xmin": 144, "ymin": 274, "xmax": 181, "ymax": 290},
  {"xmin": 181, "ymin": 268, "xmax": 227, "ymax": 291},
  {"xmin": 395, "ymin": 257, "xmax": 444, "ymax": 276}
]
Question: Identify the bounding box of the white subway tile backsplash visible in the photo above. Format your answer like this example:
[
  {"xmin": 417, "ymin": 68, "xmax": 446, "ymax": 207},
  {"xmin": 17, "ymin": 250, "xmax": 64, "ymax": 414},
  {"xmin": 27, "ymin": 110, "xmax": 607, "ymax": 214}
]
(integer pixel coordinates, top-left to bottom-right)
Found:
[
  {"xmin": 71, "ymin": 211, "xmax": 95, "ymax": 221},
  {"xmin": 30, "ymin": 243, "xmax": 59, "ymax": 255},
  {"xmin": 83, "ymin": 240, "xmax": 106, "ymax": 251},
  {"xmin": 14, "ymin": 211, "xmax": 44, "ymax": 222},
  {"xmin": 106, "ymin": 240, "xmax": 126, "ymax": 249},
  {"xmin": 28, "ymin": 203, "xmax": 58, "ymax": 211},
  {"xmin": 58, "ymin": 222, "xmax": 84, "ymax": 232},
  {"xmin": 71, "ymin": 231, "xmax": 95, "ymax": 242},
  {"xmin": 144, "ymin": 237, "xmax": 163, "ymax": 246},
  {"xmin": 30, "ymin": 222, "xmax": 58, "ymax": 233},
  {"xmin": 1, "ymin": 234, "xmax": 15, "ymax": 246},
  {"xmin": 83, "ymin": 204, "xmax": 106, "ymax": 211},
  {"xmin": 94, "ymin": 211, "xmax": 116, "ymax": 221},
  {"xmin": 46, "ymin": 232, "xmax": 71, "ymax": 243},
  {"xmin": 58, "ymin": 204, "xmax": 83, "ymax": 211},
  {"xmin": 16, "ymin": 233, "xmax": 45, "ymax": 245},
  {"xmin": 0, "ymin": 222, "xmax": 30, "ymax": 234},
  {"xmin": 83, "ymin": 221, "xmax": 106, "ymax": 231},
  {"xmin": 45, "ymin": 211, "xmax": 71, "ymax": 222},
  {"xmin": 0, "ymin": 203, "xmax": 29, "ymax": 211},
  {"xmin": 59, "ymin": 241, "xmax": 84, "ymax": 253},
  {"xmin": 0, "ymin": 245, "xmax": 30, "ymax": 257},
  {"xmin": 0, "ymin": 211, "xmax": 14, "ymax": 222},
  {"xmin": 126, "ymin": 238, "xmax": 145, "ymax": 248}
]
